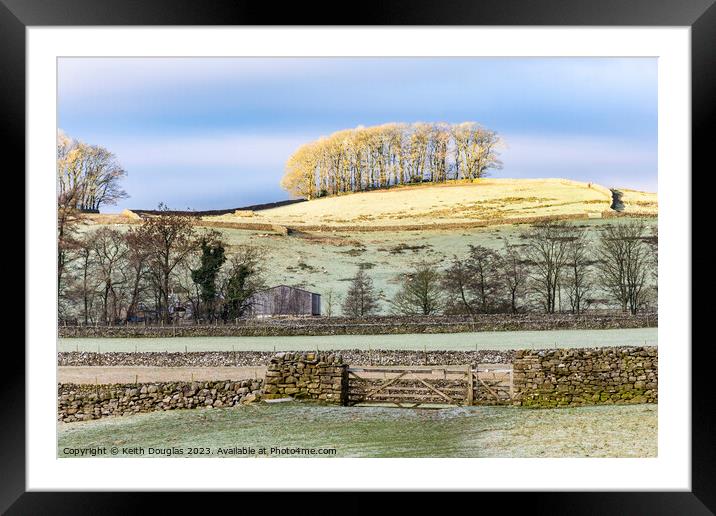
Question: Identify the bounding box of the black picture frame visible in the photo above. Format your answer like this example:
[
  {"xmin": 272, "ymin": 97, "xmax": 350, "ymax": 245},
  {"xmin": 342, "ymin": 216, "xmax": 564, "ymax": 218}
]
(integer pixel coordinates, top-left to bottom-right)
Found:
[{"xmin": 5, "ymin": 0, "xmax": 712, "ymax": 513}]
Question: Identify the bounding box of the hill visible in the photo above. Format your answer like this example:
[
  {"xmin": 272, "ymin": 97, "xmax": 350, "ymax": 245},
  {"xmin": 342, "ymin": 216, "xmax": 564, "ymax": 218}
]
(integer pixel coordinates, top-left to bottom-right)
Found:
[
  {"xmin": 76, "ymin": 178, "xmax": 657, "ymax": 311},
  {"xmin": 199, "ymin": 178, "xmax": 656, "ymax": 231}
]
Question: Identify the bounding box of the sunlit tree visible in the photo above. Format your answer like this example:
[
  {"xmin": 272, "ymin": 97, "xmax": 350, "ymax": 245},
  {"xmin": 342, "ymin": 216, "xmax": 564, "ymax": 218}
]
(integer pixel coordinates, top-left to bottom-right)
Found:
[{"xmin": 281, "ymin": 122, "xmax": 503, "ymax": 198}]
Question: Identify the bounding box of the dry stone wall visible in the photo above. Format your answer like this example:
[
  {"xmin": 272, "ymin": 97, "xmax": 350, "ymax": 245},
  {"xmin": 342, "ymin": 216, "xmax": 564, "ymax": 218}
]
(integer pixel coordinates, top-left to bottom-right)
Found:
[
  {"xmin": 58, "ymin": 349, "xmax": 515, "ymax": 367},
  {"xmin": 262, "ymin": 352, "xmax": 348, "ymax": 404},
  {"xmin": 58, "ymin": 379, "xmax": 263, "ymax": 423},
  {"xmin": 58, "ymin": 313, "xmax": 657, "ymax": 338},
  {"xmin": 57, "ymin": 347, "xmax": 658, "ymax": 422},
  {"xmin": 512, "ymin": 346, "xmax": 657, "ymax": 407}
]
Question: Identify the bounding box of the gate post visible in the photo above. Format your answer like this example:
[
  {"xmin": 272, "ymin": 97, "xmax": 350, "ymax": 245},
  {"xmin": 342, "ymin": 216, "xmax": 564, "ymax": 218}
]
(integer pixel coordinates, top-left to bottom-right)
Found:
[
  {"xmin": 339, "ymin": 363, "xmax": 349, "ymax": 406},
  {"xmin": 466, "ymin": 364, "xmax": 474, "ymax": 406}
]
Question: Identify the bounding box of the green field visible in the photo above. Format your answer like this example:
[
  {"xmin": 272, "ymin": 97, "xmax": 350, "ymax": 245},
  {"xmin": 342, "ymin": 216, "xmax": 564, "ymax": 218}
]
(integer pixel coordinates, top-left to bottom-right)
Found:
[
  {"xmin": 59, "ymin": 327, "xmax": 657, "ymax": 352},
  {"xmin": 58, "ymin": 402, "xmax": 657, "ymax": 458}
]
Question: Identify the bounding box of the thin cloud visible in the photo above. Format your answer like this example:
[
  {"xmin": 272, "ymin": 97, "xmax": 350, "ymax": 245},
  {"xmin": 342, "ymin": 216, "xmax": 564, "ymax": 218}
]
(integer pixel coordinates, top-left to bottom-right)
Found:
[{"xmin": 109, "ymin": 133, "xmax": 313, "ymax": 170}]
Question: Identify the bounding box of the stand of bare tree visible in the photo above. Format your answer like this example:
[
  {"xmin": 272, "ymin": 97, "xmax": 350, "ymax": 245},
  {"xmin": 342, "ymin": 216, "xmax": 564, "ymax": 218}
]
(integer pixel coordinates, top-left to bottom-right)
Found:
[
  {"xmin": 58, "ymin": 205, "xmax": 265, "ymax": 325},
  {"xmin": 596, "ymin": 221, "xmax": 653, "ymax": 315},
  {"xmin": 57, "ymin": 130, "xmax": 128, "ymax": 213},
  {"xmin": 281, "ymin": 122, "xmax": 503, "ymax": 198},
  {"xmin": 389, "ymin": 221, "xmax": 655, "ymax": 317}
]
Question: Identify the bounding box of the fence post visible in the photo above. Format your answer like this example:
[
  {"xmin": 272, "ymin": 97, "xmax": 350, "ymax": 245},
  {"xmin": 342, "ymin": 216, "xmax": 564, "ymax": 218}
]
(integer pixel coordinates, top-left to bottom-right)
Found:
[{"xmin": 466, "ymin": 364, "xmax": 474, "ymax": 406}]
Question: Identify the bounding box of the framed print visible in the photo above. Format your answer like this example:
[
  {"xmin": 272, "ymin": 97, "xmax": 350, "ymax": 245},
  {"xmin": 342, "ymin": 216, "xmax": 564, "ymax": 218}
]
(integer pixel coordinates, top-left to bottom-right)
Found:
[{"xmin": 6, "ymin": 0, "xmax": 713, "ymax": 512}]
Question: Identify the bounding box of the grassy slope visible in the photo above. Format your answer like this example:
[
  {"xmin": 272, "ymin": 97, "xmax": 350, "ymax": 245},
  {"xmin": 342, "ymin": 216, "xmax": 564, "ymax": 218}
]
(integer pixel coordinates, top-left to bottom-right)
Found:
[
  {"xmin": 619, "ymin": 188, "xmax": 659, "ymax": 214},
  {"xmin": 82, "ymin": 179, "xmax": 657, "ymax": 313},
  {"xmin": 208, "ymin": 217, "xmax": 657, "ymax": 310},
  {"xmin": 201, "ymin": 178, "xmax": 656, "ymax": 229},
  {"xmin": 58, "ymin": 403, "xmax": 657, "ymax": 458}
]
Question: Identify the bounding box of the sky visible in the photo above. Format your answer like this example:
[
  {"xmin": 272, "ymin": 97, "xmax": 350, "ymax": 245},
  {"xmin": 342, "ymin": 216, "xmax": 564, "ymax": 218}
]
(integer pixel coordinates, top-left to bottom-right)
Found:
[{"xmin": 58, "ymin": 57, "xmax": 657, "ymax": 212}]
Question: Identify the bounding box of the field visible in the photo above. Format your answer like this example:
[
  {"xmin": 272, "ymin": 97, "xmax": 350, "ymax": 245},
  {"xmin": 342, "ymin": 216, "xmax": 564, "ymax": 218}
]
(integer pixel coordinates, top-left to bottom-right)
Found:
[
  {"xmin": 202, "ymin": 178, "xmax": 652, "ymax": 228},
  {"xmin": 57, "ymin": 402, "xmax": 657, "ymax": 458},
  {"xmin": 58, "ymin": 327, "xmax": 657, "ymax": 352},
  {"xmin": 61, "ymin": 181, "xmax": 659, "ymax": 459},
  {"xmin": 197, "ymin": 218, "xmax": 656, "ymax": 304},
  {"xmin": 84, "ymin": 179, "xmax": 657, "ymax": 308},
  {"xmin": 619, "ymin": 188, "xmax": 659, "ymax": 214}
]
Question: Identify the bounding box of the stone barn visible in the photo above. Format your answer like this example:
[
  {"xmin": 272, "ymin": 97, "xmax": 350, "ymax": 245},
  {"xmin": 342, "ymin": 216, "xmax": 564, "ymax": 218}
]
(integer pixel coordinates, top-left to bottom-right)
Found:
[{"xmin": 248, "ymin": 285, "xmax": 321, "ymax": 317}]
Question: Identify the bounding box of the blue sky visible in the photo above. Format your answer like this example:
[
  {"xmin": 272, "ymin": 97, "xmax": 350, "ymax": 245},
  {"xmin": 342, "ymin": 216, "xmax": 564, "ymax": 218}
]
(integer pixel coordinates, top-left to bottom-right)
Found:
[{"xmin": 58, "ymin": 57, "xmax": 657, "ymax": 212}]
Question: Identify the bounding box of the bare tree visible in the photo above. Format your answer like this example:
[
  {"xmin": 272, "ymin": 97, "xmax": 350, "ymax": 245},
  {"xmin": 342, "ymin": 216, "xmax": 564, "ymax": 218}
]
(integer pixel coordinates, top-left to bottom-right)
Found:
[
  {"xmin": 68, "ymin": 234, "xmax": 98, "ymax": 325},
  {"xmin": 122, "ymin": 227, "xmax": 152, "ymax": 323},
  {"xmin": 442, "ymin": 256, "xmax": 476, "ymax": 316},
  {"xmin": 442, "ymin": 246, "xmax": 502, "ymax": 315},
  {"xmin": 281, "ymin": 122, "xmax": 503, "ymax": 198},
  {"xmin": 525, "ymin": 222, "xmax": 572, "ymax": 313},
  {"xmin": 57, "ymin": 130, "xmax": 128, "ymax": 212},
  {"xmin": 58, "ymin": 130, "xmax": 128, "ymax": 316},
  {"xmin": 342, "ymin": 268, "xmax": 380, "ymax": 317},
  {"xmin": 57, "ymin": 131, "xmax": 83, "ymax": 303},
  {"xmin": 57, "ymin": 193, "xmax": 81, "ymax": 308},
  {"xmin": 89, "ymin": 227, "xmax": 128, "ymax": 324},
  {"xmin": 391, "ymin": 262, "xmax": 443, "ymax": 315},
  {"xmin": 132, "ymin": 204, "xmax": 197, "ymax": 323},
  {"xmin": 467, "ymin": 245, "xmax": 502, "ymax": 313},
  {"xmin": 500, "ymin": 244, "xmax": 529, "ymax": 313},
  {"xmin": 451, "ymin": 122, "xmax": 503, "ymax": 180},
  {"xmin": 562, "ymin": 229, "xmax": 594, "ymax": 314},
  {"xmin": 645, "ymin": 225, "xmax": 658, "ymax": 308},
  {"xmin": 596, "ymin": 221, "xmax": 652, "ymax": 314}
]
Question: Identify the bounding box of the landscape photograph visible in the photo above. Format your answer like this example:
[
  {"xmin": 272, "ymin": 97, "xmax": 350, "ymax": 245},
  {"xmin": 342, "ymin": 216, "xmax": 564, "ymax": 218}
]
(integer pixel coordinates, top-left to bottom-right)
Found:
[{"xmin": 56, "ymin": 57, "xmax": 658, "ymax": 458}]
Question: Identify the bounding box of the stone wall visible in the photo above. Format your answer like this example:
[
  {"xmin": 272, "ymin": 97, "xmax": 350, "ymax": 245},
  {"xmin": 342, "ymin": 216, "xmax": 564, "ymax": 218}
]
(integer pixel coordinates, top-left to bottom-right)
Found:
[
  {"xmin": 58, "ymin": 347, "xmax": 658, "ymax": 422},
  {"xmin": 512, "ymin": 346, "xmax": 657, "ymax": 408},
  {"xmin": 262, "ymin": 352, "xmax": 348, "ymax": 404},
  {"xmin": 58, "ymin": 312, "xmax": 657, "ymax": 338},
  {"xmin": 58, "ymin": 349, "xmax": 515, "ymax": 367},
  {"xmin": 58, "ymin": 379, "xmax": 263, "ymax": 423}
]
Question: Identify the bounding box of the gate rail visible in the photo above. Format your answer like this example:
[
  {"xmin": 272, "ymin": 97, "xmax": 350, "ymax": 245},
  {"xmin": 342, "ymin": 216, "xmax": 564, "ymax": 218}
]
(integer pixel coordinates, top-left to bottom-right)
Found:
[{"xmin": 346, "ymin": 364, "xmax": 514, "ymax": 407}]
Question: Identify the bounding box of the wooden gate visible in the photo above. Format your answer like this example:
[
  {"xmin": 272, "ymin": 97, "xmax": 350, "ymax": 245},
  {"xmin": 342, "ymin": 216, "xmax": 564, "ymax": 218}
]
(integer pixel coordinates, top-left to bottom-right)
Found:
[
  {"xmin": 347, "ymin": 364, "xmax": 515, "ymax": 407},
  {"xmin": 347, "ymin": 365, "xmax": 473, "ymax": 407},
  {"xmin": 473, "ymin": 365, "xmax": 514, "ymax": 404}
]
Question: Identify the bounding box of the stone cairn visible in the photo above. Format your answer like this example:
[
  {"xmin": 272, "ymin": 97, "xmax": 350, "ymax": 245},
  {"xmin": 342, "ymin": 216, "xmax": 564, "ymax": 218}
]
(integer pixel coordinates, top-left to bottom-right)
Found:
[{"xmin": 262, "ymin": 352, "xmax": 348, "ymax": 404}]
